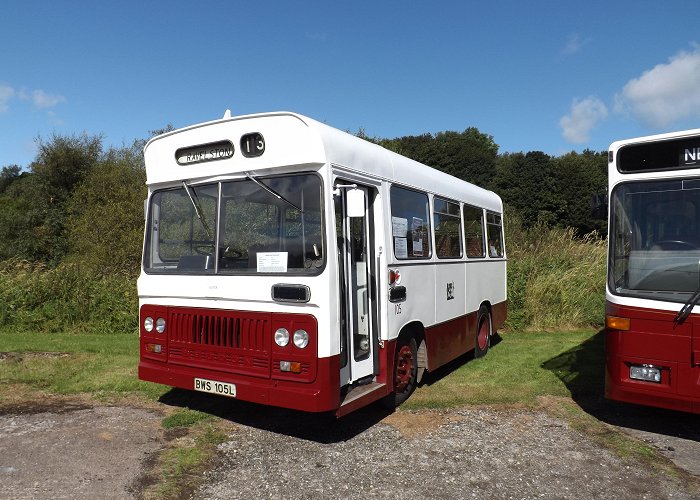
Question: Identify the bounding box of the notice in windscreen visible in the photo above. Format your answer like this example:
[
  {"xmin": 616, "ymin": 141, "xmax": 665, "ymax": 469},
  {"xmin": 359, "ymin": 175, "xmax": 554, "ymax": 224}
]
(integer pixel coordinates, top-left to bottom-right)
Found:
[{"xmin": 257, "ymin": 252, "xmax": 288, "ymax": 273}]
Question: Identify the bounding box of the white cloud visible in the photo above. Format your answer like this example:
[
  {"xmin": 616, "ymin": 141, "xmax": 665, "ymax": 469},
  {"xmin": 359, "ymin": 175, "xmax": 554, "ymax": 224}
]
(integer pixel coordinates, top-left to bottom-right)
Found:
[
  {"xmin": 20, "ymin": 89, "xmax": 66, "ymax": 109},
  {"xmin": 559, "ymin": 96, "xmax": 608, "ymax": 143},
  {"xmin": 0, "ymin": 84, "xmax": 15, "ymax": 113},
  {"xmin": 33, "ymin": 89, "xmax": 65, "ymax": 108},
  {"xmin": 614, "ymin": 47, "xmax": 700, "ymax": 128},
  {"xmin": 561, "ymin": 33, "xmax": 590, "ymax": 56}
]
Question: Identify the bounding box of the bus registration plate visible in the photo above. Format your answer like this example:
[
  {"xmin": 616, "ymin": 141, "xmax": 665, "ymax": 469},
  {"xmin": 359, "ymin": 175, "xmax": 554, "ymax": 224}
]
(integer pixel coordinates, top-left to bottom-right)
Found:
[{"xmin": 194, "ymin": 378, "xmax": 236, "ymax": 398}]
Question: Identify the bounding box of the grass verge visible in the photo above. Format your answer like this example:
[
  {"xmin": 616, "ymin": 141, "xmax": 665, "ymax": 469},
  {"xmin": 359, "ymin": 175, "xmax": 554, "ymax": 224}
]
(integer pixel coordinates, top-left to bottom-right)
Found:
[
  {"xmin": 406, "ymin": 329, "xmax": 603, "ymax": 409},
  {"xmin": 0, "ymin": 330, "xmax": 164, "ymax": 404}
]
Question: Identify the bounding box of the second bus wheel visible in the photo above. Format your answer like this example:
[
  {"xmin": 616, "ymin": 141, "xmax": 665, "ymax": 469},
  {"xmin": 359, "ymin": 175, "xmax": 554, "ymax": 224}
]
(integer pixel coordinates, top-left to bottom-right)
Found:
[
  {"xmin": 385, "ymin": 335, "xmax": 418, "ymax": 408},
  {"xmin": 475, "ymin": 305, "xmax": 491, "ymax": 358}
]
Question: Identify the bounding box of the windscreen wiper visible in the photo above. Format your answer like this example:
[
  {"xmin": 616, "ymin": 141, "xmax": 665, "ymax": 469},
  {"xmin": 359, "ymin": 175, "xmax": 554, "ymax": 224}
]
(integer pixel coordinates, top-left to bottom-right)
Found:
[
  {"xmin": 245, "ymin": 171, "xmax": 304, "ymax": 213},
  {"xmin": 182, "ymin": 180, "xmax": 213, "ymax": 239},
  {"xmin": 674, "ymin": 286, "xmax": 700, "ymax": 325}
]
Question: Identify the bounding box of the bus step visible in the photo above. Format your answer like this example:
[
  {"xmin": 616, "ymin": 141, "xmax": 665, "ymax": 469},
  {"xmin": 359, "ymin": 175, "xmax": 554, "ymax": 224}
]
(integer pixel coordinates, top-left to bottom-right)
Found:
[{"xmin": 336, "ymin": 382, "xmax": 387, "ymax": 418}]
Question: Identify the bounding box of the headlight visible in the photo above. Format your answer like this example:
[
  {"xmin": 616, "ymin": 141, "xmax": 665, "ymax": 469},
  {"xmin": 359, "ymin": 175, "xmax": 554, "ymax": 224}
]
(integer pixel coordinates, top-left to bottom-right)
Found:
[
  {"xmin": 144, "ymin": 316, "xmax": 154, "ymax": 333},
  {"xmin": 155, "ymin": 317, "xmax": 166, "ymax": 334},
  {"xmin": 274, "ymin": 328, "xmax": 290, "ymax": 347},
  {"xmin": 293, "ymin": 329, "xmax": 309, "ymax": 349}
]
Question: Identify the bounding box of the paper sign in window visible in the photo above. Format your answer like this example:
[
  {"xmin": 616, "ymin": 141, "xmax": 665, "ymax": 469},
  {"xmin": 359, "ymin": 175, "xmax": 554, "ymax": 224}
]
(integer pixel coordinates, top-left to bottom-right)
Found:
[
  {"xmin": 394, "ymin": 237, "xmax": 408, "ymax": 259},
  {"xmin": 257, "ymin": 252, "xmax": 288, "ymax": 273},
  {"xmin": 392, "ymin": 216, "xmax": 408, "ymax": 236},
  {"xmin": 412, "ymin": 217, "xmax": 424, "ymax": 256}
]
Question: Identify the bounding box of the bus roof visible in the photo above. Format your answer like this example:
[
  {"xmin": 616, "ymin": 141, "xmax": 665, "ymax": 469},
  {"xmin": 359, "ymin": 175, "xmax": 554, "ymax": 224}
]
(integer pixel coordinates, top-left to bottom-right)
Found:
[
  {"xmin": 609, "ymin": 127, "xmax": 700, "ymax": 151},
  {"xmin": 144, "ymin": 111, "xmax": 502, "ymax": 212}
]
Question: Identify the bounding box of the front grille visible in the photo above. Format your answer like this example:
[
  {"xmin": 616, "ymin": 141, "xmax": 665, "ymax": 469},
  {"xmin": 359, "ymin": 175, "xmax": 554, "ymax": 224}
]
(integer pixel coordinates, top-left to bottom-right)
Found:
[
  {"xmin": 171, "ymin": 310, "xmax": 268, "ymax": 350},
  {"xmin": 167, "ymin": 307, "xmax": 271, "ymax": 377}
]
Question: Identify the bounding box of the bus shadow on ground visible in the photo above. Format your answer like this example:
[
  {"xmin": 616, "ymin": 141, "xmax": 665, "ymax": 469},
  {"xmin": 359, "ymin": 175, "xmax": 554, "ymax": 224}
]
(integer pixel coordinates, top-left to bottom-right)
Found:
[
  {"xmin": 158, "ymin": 388, "xmax": 393, "ymax": 444},
  {"xmin": 157, "ymin": 336, "xmax": 504, "ymax": 443},
  {"xmin": 542, "ymin": 329, "xmax": 700, "ymax": 443}
]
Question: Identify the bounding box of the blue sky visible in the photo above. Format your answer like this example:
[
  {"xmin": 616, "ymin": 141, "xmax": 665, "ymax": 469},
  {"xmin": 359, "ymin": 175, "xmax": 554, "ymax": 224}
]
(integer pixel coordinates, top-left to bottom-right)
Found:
[{"xmin": 2, "ymin": 1, "xmax": 700, "ymax": 168}]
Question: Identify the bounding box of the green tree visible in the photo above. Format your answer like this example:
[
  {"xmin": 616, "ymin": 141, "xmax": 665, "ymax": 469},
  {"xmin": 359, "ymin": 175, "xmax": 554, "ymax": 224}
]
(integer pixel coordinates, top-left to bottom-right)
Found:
[
  {"xmin": 495, "ymin": 151, "xmax": 561, "ymax": 227},
  {"xmin": 0, "ymin": 173, "xmax": 52, "ymax": 260},
  {"xmin": 66, "ymin": 142, "xmax": 147, "ymax": 276},
  {"xmin": 380, "ymin": 128, "xmax": 499, "ymax": 188},
  {"xmin": 0, "ymin": 165, "xmax": 22, "ymax": 194},
  {"xmin": 11, "ymin": 133, "xmax": 105, "ymax": 263},
  {"xmin": 551, "ymin": 150, "xmax": 608, "ymax": 234},
  {"xmin": 32, "ymin": 133, "xmax": 103, "ymax": 203}
]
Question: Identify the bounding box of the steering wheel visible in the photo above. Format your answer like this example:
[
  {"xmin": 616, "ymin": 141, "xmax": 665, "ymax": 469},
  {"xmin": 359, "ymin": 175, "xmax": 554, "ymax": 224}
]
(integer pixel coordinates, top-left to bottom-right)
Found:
[
  {"xmin": 223, "ymin": 246, "xmax": 243, "ymax": 258},
  {"xmin": 194, "ymin": 244, "xmax": 214, "ymax": 256}
]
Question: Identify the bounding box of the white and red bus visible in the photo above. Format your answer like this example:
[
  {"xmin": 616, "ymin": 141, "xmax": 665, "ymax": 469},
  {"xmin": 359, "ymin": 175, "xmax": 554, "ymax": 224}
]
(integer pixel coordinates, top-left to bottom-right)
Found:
[
  {"xmin": 606, "ymin": 128, "xmax": 700, "ymax": 413},
  {"xmin": 138, "ymin": 111, "xmax": 507, "ymax": 416}
]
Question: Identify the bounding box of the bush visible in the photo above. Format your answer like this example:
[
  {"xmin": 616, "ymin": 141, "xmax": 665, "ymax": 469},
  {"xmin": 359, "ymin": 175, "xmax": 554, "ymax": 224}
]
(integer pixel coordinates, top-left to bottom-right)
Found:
[
  {"xmin": 0, "ymin": 259, "xmax": 137, "ymax": 334},
  {"xmin": 505, "ymin": 212, "xmax": 606, "ymax": 331}
]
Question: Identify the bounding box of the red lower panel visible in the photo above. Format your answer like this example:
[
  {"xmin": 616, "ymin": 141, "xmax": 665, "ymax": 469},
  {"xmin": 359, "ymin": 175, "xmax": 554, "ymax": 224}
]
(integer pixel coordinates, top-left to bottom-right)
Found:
[
  {"xmin": 492, "ymin": 301, "xmax": 507, "ymax": 332},
  {"xmin": 423, "ymin": 300, "xmax": 507, "ymax": 372},
  {"xmin": 424, "ymin": 314, "xmax": 475, "ymax": 371},
  {"xmin": 605, "ymin": 301, "xmax": 700, "ymax": 414},
  {"xmin": 139, "ymin": 354, "xmax": 340, "ymax": 413}
]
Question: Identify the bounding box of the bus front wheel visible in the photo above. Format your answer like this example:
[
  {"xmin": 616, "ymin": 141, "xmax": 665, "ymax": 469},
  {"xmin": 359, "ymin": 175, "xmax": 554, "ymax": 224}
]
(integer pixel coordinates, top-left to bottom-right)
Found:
[{"xmin": 385, "ymin": 336, "xmax": 418, "ymax": 408}]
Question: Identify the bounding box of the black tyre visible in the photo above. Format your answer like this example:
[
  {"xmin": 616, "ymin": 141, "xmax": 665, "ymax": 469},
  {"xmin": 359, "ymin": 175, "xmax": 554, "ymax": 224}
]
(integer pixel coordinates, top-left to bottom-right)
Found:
[{"xmin": 475, "ymin": 305, "xmax": 491, "ymax": 358}]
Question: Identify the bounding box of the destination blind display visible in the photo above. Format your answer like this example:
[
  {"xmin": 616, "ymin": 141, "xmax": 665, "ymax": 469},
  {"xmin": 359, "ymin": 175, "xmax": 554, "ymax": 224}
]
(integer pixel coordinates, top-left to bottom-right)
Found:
[
  {"xmin": 618, "ymin": 136, "xmax": 700, "ymax": 173},
  {"xmin": 175, "ymin": 140, "xmax": 234, "ymax": 165}
]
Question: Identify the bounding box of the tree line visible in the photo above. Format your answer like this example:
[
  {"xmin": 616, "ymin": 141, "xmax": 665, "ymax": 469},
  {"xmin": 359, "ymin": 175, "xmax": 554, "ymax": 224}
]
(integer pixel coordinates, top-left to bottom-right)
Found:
[{"xmin": 0, "ymin": 126, "xmax": 607, "ymax": 275}]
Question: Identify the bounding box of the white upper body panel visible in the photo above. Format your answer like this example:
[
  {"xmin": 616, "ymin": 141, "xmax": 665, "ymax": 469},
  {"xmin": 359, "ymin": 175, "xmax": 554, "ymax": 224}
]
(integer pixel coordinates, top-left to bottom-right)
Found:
[{"xmin": 144, "ymin": 111, "xmax": 503, "ymax": 214}]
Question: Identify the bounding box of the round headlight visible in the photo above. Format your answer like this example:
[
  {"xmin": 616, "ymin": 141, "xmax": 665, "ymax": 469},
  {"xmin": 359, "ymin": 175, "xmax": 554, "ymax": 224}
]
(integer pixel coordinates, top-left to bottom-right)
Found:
[
  {"xmin": 144, "ymin": 316, "xmax": 154, "ymax": 333},
  {"xmin": 155, "ymin": 317, "xmax": 166, "ymax": 334},
  {"xmin": 293, "ymin": 329, "xmax": 309, "ymax": 349},
  {"xmin": 274, "ymin": 328, "xmax": 290, "ymax": 347}
]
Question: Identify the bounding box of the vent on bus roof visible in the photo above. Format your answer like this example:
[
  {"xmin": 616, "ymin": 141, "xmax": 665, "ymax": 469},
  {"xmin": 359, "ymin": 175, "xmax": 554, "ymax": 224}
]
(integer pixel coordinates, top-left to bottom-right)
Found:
[{"xmin": 223, "ymin": 109, "xmax": 232, "ymax": 119}]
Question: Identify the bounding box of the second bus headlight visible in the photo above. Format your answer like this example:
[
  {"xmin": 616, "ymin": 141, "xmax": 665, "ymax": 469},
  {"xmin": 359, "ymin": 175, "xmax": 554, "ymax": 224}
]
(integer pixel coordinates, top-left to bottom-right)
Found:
[{"xmin": 293, "ymin": 329, "xmax": 309, "ymax": 348}]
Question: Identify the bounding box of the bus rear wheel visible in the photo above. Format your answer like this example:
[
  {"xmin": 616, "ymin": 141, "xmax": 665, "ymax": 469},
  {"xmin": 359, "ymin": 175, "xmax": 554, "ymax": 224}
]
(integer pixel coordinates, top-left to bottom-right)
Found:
[
  {"xmin": 384, "ymin": 336, "xmax": 418, "ymax": 408},
  {"xmin": 475, "ymin": 305, "xmax": 491, "ymax": 358}
]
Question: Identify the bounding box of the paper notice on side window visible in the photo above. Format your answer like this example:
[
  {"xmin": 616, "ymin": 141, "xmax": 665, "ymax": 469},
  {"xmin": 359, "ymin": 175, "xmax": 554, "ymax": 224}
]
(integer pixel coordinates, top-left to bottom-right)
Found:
[
  {"xmin": 257, "ymin": 252, "xmax": 288, "ymax": 273},
  {"xmin": 392, "ymin": 216, "xmax": 408, "ymax": 236},
  {"xmin": 412, "ymin": 217, "xmax": 423, "ymax": 256},
  {"xmin": 394, "ymin": 237, "xmax": 408, "ymax": 258}
]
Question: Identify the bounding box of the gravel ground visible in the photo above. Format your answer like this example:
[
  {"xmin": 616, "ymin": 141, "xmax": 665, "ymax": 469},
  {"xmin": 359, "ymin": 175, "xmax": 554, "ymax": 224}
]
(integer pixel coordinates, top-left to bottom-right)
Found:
[
  {"xmin": 0, "ymin": 403, "xmax": 163, "ymax": 500},
  {"xmin": 0, "ymin": 398, "xmax": 698, "ymax": 500},
  {"xmin": 194, "ymin": 406, "xmax": 698, "ymax": 500}
]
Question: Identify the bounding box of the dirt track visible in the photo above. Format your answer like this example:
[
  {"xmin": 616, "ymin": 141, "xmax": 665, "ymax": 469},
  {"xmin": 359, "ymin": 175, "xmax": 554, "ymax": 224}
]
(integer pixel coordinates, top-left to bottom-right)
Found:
[
  {"xmin": 0, "ymin": 402, "xmax": 163, "ymax": 500},
  {"xmin": 1, "ymin": 393, "xmax": 699, "ymax": 499}
]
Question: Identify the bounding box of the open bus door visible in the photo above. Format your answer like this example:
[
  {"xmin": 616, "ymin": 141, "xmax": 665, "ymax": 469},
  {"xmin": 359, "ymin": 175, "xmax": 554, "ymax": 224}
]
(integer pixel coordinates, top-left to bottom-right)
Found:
[{"xmin": 335, "ymin": 182, "xmax": 377, "ymax": 387}]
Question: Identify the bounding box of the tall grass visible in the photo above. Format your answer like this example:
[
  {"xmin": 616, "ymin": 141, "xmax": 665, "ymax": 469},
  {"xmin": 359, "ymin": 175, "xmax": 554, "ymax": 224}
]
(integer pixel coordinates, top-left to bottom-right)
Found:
[
  {"xmin": 0, "ymin": 259, "xmax": 138, "ymax": 334},
  {"xmin": 0, "ymin": 214, "xmax": 606, "ymax": 335},
  {"xmin": 505, "ymin": 213, "xmax": 607, "ymax": 330}
]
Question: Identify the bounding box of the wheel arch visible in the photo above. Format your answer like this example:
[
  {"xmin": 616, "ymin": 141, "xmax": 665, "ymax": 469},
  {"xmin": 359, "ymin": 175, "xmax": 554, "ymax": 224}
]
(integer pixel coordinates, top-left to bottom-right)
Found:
[{"xmin": 396, "ymin": 320, "xmax": 427, "ymax": 384}]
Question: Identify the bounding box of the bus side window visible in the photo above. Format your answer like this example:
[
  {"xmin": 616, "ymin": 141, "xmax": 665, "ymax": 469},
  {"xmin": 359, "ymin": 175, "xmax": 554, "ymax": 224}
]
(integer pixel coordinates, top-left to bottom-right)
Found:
[
  {"xmin": 486, "ymin": 212, "xmax": 504, "ymax": 257},
  {"xmin": 464, "ymin": 205, "xmax": 485, "ymax": 258},
  {"xmin": 434, "ymin": 198, "xmax": 462, "ymax": 259},
  {"xmin": 390, "ymin": 185, "xmax": 431, "ymax": 259}
]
